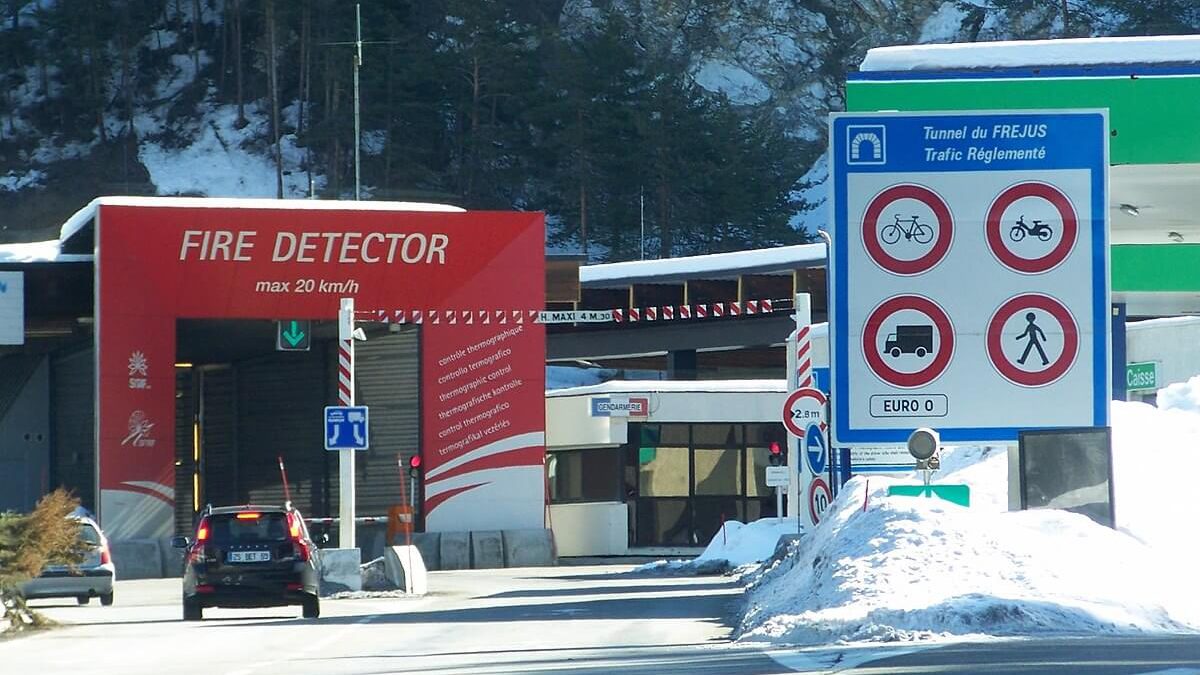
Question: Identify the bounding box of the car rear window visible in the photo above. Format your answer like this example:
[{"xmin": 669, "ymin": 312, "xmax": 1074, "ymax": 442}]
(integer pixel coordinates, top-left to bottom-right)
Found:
[
  {"xmin": 208, "ymin": 513, "xmax": 289, "ymax": 545},
  {"xmin": 78, "ymin": 523, "xmax": 101, "ymax": 546}
]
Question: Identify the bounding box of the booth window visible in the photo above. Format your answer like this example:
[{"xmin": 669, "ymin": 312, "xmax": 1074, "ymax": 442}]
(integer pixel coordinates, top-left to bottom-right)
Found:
[
  {"xmin": 547, "ymin": 447, "xmax": 621, "ymax": 503},
  {"xmin": 626, "ymin": 422, "xmax": 789, "ymax": 547}
]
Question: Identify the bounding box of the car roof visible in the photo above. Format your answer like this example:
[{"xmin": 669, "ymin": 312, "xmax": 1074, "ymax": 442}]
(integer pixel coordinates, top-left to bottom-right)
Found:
[{"xmin": 208, "ymin": 504, "xmax": 289, "ymax": 515}]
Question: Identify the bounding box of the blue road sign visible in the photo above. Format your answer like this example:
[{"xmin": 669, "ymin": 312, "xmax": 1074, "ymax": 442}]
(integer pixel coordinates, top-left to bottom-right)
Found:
[
  {"xmin": 830, "ymin": 110, "xmax": 1109, "ymax": 444},
  {"xmin": 325, "ymin": 405, "xmax": 369, "ymax": 451},
  {"xmin": 805, "ymin": 423, "xmax": 827, "ymax": 475}
]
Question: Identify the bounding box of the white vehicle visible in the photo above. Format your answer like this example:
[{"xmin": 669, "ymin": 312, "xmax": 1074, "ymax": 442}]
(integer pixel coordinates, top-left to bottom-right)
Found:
[{"xmin": 20, "ymin": 515, "xmax": 116, "ymax": 606}]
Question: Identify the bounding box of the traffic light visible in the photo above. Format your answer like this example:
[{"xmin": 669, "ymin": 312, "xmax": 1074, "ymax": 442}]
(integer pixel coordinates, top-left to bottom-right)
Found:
[
  {"xmin": 408, "ymin": 454, "xmax": 422, "ymax": 479},
  {"xmin": 768, "ymin": 441, "xmax": 783, "ymax": 467}
]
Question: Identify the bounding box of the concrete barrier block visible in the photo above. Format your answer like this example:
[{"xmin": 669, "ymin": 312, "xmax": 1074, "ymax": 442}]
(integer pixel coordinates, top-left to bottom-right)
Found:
[
  {"xmin": 356, "ymin": 523, "xmax": 387, "ymax": 563},
  {"xmin": 412, "ymin": 532, "xmax": 441, "ymax": 571},
  {"xmin": 157, "ymin": 537, "xmax": 185, "ymax": 578},
  {"xmin": 319, "ymin": 547, "xmax": 362, "ymax": 595},
  {"xmin": 361, "ymin": 556, "xmax": 396, "ymax": 591},
  {"xmin": 384, "ymin": 545, "xmax": 428, "ymax": 595},
  {"xmin": 470, "ymin": 530, "xmax": 504, "ymax": 569},
  {"xmin": 111, "ymin": 539, "xmax": 163, "ymax": 580},
  {"xmin": 502, "ymin": 529, "xmax": 556, "ymax": 568},
  {"xmin": 439, "ymin": 531, "xmax": 470, "ymax": 570}
]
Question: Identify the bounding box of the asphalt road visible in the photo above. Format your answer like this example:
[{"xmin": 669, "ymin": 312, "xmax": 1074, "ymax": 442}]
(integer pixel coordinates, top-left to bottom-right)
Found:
[
  {"xmin": 6, "ymin": 565, "xmax": 1200, "ymax": 675},
  {"xmin": 0, "ymin": 565, "xmax": 795, "ymax": 675}
]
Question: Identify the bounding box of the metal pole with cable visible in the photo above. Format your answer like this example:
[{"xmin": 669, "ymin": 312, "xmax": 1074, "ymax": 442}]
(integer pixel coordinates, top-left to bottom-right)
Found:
[{"xmin": 353, "ymin": 3, "xmax": 362, "ymax": 201}]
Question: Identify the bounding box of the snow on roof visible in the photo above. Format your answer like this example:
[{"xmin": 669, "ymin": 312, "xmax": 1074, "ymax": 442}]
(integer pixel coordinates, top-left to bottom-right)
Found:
[
  {"xmin": 580, "ymin": 243, "xmax": 826, "ymax": 287},
  {"xmin": 546, "ymin": 379, "xmax": 787, "ymax": 398},
  {"xmin": 1126, "ymin": 315, "xmax": 1200, "ymax": 332},
  {"xmin": 0, "ymin": 239, "xmax": 92, "ymax": 263},
  {"xmin": 860, "ymin": 35, "xmax": 1200, "ymax": 73},
  {"xmin": 53, "ymin": 196, "xmax": 468, "ymax": 253}
]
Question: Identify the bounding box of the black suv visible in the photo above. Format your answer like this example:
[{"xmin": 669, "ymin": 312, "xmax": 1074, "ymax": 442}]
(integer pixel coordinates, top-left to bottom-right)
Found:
[{"xmin": 172, "ymin": 504, "xmax": 322, "ymax": 621}]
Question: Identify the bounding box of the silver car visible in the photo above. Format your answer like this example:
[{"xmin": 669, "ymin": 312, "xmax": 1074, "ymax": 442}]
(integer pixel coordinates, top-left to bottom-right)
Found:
[{"xmin": 20, "ymin": 516, "xmax": 116, "ymax": 606}]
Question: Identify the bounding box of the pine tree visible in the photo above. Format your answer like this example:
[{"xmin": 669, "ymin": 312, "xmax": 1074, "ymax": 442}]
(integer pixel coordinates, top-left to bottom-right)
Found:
[{"xmin": 0, "ymin": 489, "xmax": 87, "ymax": 632}]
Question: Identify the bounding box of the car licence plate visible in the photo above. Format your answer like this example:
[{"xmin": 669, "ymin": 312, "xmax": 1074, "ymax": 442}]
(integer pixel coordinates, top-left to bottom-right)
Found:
[{"xmin": 228, "ymin": 550, "xmax": 271, "ymax": 563}]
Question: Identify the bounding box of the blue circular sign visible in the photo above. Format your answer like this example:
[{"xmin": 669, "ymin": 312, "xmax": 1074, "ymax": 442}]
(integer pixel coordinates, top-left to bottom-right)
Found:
[{"xmin": 805, "ymin": 424, "xmax": 827, "ymax": 474}]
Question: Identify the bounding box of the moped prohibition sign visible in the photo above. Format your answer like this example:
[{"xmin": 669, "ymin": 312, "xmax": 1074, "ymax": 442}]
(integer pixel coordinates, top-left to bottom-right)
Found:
[
  {"xmin": 986, "ymin": 181, "xmax": 1078, "ymax": 274},
  {"xmin": 784, "ymin": 387, "xmax": 827, "ymax": 439}
]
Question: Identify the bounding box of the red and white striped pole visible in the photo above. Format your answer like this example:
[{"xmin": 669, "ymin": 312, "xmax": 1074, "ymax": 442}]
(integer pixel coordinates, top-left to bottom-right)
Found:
[
  {"xmin": 795, "ymin": 295, "xmax": 814, "ymax": 388},
  {"xmin": 786, "ymin": 293, "xmax": 812, "ymax": 527},
  {"xmin": 338, "ymin": 297, "xmax": 356, "ymax": 549}
]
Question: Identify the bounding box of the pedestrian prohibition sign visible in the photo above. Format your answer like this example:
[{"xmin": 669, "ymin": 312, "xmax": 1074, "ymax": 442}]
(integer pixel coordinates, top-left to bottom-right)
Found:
[
  {"xmin": 987, "ymin": 293, "xmax": 1079, "ymax": 387},
  {"xmin": 784, "ymin": 388, "xmax": 827, "ymax": 438}
]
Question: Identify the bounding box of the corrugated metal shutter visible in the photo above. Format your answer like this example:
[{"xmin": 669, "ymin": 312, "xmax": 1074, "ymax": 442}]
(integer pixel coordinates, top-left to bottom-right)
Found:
[
  {"xmin": 341, "ymin": 327, "xmax": 420, "ymax": 517},
  {"xmin": 174, "ymin": 368, "xmax": 195, "ymax": 534},
  {"xmin": 50, "ymin": 345, "xmax": 95, "ymax": 511},
  {"xmin": 200, "ymin": 366, "xmax": 238, "ymax": 508},
  {"xmin": 236, "ymin": 350, "xmax": 328, "ymax": 516}
]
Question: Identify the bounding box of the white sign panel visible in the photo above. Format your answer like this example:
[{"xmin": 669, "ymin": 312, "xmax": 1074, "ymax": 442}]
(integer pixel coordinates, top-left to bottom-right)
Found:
[
  {"xmin": 764, "ymin": 466, "xmax": 789, "ymax": 488},
  {"xmin": 831, "ymin": 111, "xmax": 1109, "ymax": 444},
  {"xmin": 0, "ymin": 271, "xmax": 23, "ymax": 345}
]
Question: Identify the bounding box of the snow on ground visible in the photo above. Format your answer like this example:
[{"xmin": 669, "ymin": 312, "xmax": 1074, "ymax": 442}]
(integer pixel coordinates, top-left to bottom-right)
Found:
[
  {"xmin": 739, "ymin": 474, "xmax": 1200, "ymax": 645},
  {"xmin": 736, "ymin": 397, "xmax": 1200, "ymax": 646},
  {"xmin": 698, "ymin": 519, "xmax": 799, "ymax": 567},
  {"xmin": 139, "ymin": 102, "xmax": 322, "ymax": 198},
  {"xmin": 633, "ymin": 518, "xmax": 798, "ymax": 574},
  {"xmin": 692, "ymin": 60, "xmax": 773, "ymax": 106}
]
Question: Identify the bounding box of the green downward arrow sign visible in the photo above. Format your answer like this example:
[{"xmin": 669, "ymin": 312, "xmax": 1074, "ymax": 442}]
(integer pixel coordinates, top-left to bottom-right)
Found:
[{"xmin": 282, "ymin": 320, "xmax": 306, "ymax": 347}]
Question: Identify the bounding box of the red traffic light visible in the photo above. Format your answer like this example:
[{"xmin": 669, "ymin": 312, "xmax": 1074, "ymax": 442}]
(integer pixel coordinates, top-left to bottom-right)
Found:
[
  {"xmin": 409, "ymin": 454, "xmax": 422, "ymax": 469},
  {"xmin": 769, "ymin": 441, "xmax": 782, "ymax": 456}
]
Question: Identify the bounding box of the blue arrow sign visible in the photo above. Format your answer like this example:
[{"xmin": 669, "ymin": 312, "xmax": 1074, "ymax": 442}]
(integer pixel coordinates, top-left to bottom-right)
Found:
[
  {"xmin": 325, "ymin": 406, "xmax": 369, "ymax": 451},
  {"xmin": 806, "ymin": 423, "xmax": 827, "ymax": 475}
]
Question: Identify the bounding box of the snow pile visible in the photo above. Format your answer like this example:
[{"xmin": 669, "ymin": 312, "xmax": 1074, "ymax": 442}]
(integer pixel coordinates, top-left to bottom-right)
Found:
[
  {"xmin": 739, "ymin": 476, "xmax": 1200, "ymax": 645},
  {"xmin": 739, "ymin": 399, "xmax": 1200, "ymax": 645},
  {"xmin": 698, "ymin": 519, "xmax": 799, "ymax": 567},
  {"xmin": 1111, "ymin": 398, "xmax": 1200, "ymax": 559},
  {"xmin": 632, "ymin": 518, "xmax": 798, "ymax": 575},
  {"xmin": 1155, "ymin": 374, "xmax": 1200, "ymax": 416}
]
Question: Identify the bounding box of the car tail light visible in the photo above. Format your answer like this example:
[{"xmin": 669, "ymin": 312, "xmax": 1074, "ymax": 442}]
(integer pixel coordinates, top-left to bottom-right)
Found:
[
  {"xmin": 190, "ymin": 517, "xmax": 210, "ymax": 563},
  {"xmin": 286, "ymin": 582, "xmax": 303, "ymax": 591},
  {"xmin": 286, "ymin": 511, "xmax": 310, "ymax": 562},
  {"xmin": 99, "ymin": 543, "xmax": 111, "ymax": 565},
  {"xmin": 196, "ymin": 584, "xmax": 215, "ymax": 593},
  {"xmin": 236, "ymin": 512, "xmax": 261, "ymax": 520}
]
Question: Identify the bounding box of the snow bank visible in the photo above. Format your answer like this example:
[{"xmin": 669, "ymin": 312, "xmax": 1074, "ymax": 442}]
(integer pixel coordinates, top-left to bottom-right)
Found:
[
  {"xmin": 698, "ymin": 519, "xmax": 799, "ymax": 567},
  {"xmin": 739, "ymin": 476, "xmax": 1200, "ymax": 645},
  {"xmin": 739, "ymin": 399, "xmax": 1200, "ymax": 645},
  {"xmin": 632, "ymin": 518, "xmax": 798, "ymax": 575}
]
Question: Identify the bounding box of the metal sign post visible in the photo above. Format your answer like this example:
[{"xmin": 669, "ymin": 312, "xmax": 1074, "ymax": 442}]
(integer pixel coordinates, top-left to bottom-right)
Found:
[{"xmin": 338, "ymin": 297, "xmax": 356, "ymax": 549}]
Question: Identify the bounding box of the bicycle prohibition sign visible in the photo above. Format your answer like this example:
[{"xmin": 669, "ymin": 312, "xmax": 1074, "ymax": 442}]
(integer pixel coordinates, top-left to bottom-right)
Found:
[{"xmin": 882, "ymin": 214, "xmax": 934, "ymax": 245}]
